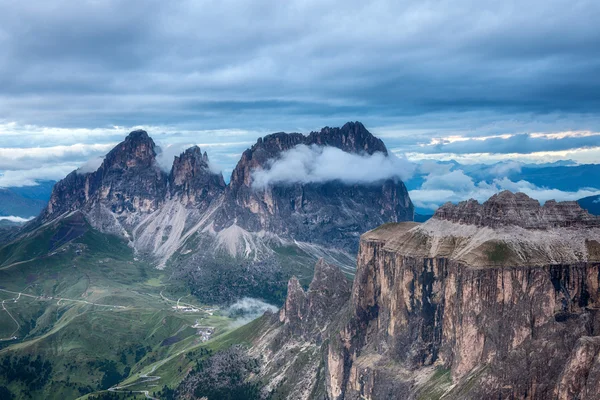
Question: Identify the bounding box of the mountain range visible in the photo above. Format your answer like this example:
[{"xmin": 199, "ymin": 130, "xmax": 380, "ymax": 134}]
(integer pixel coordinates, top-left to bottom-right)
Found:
[
  {"xmin": 27, "ymin": 122, "xmax": 413, "ymax": 303},
  {"xmin": 0, "ymin": 181, "xmax": 55, "ymax": 221}
]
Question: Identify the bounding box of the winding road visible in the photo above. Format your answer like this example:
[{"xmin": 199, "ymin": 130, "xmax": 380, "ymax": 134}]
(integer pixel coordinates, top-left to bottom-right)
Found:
[
  {"xmin": 108, "ymin": 361, "xmax": 164, "ymax": 399},
  {"xmin": 0, "ymin": 295, "xmax": 20, "ymax": 341},
  {"xmin": 0, "ymin": 288, "xmax": 127, "ymax": 309},
  {"xmin": 0, "ymin": 287, "xmax": 127, "ymax": 341}
]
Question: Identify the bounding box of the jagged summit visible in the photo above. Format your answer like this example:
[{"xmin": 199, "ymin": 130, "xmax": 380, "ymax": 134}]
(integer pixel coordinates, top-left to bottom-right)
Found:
[
  {"xmin": 125, "ymin": 129, "xmax": 151, "ymax": 141},
  {"xmin": 103, "ymin": 129, "xmax": 157, "ymax": 170},
  {"xmin": 307, "ymin": 121, "xmax": 388, "ymax": 155},
  {"xmin": 230, "ymin": 121, "xmax": 387, "ymax": 188},
  {"xmin": 433, "ymin": 190, "xmax": 600, "ymax": 229},
  {"xmin": 169, "ymin": 145, "xmax": 226, "ymax": 206},
  {"xmin": 279, "ymin": 258, "xmax": 351, "ymax": 338}
]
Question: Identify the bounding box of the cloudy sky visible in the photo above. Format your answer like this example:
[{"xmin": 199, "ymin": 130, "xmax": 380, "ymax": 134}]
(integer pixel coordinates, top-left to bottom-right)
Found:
[{"xmin": 1, "ymin": 0, "xmax": 599, "ymax": 208}]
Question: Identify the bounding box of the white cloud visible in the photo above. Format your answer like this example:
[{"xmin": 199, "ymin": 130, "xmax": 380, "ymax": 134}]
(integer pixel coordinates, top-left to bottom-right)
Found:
[
  {"xmin": 421, "ymin": 170, "xmax": 474, "ymax": 192},
  {"xmin": 227, "ymin": 297, "xmax": 278, "ymax": 327},
  {"xmin": 0, "ymin": 216, "xmax": 34, "ymax": 223},
  {"xmin": 0, "ymin": 165, "xmax": 77, "ymax": 187},
  {"xmin": 77, "ymin": 156, "xmax": 105, "ymax": 174},
  {"xmin": 488, "ymin": 161, "xmax": 522, "ymax": 176},
  {"xmin": 0, "ymin": 143, "xmax": 115, "ymax": 171},
  {"xmin": 410, "ymin": 169, "xmax": 600, "ymax": 211},
  {"xmin": 251, "ymin": 144, "xmax": 415, "ymax": 189}
]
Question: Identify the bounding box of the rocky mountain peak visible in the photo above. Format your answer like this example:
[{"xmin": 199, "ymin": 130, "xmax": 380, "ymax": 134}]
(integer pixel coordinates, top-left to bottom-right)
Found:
[
  {"xmin": 229, "ymin": 121, "xmax": 387, "ymax": 189},
  {"xmin": 169, "ymin": 146, "xmax": 226, "ymax": 206},
  {"xmin": 279, "ymin": 276, "xmax": 307, "ymax": 327},
  {"xmin": 41, "ymin": 130, "xmax": 166, "ymax": 223},
  {"xmin": 307, "ymin": 121, "xmax": 388, "ymax": 156},
  {"xmin": 170, "ymin": 146, "xmax": 208, "ymax": 185},
  {"xmin": 102, "ymin": 129, "xmax": 157, "ymax": 171},
  {"xmin": 218, "ymin": 122, "xmax": 413, "ymax": 252},
  {"xmin": 433, "ymin": 190, "xmax": 600, "ymax": 229}
]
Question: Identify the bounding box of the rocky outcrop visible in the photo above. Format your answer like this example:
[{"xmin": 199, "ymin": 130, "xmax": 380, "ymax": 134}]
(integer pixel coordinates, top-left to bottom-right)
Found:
[
  {"xmin": 216, "ymin": 121, "xmax": 413, "ymax": 253},
  {"xmin": 250, "ymin": 192, "xmax": 600, "ymax": 399},
  {"xmin": 43, "ymin": 130, "xmax": 168, "ymax": 227},
  {"xmin": 555, "ymin": 336, "xmax": 600, "ymax": 400},
  {"xmin": 279, "ymin": 259, "xmax": 351, "ymax": 339},
  {"xmin": 249, "ymin": 259, "xmax": 351, "ymax": 399},
  {"xmin": 322, "ymin": 192, "xmax": 600, "ymax": 399},
  {"xmin": 169, "ymin": 146, "xmax": 226, "ymax": 207},
  {"xmin": 435, "ymin": 190, "xmax": 600, "ymax": 229}
]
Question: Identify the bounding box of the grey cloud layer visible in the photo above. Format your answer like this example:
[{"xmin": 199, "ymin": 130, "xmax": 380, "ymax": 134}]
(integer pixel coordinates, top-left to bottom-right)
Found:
[
  {"xmin": 1, "ymin": 0, "xmax": 599, "ymax": 130},
  {"xmin": 1, "ymin": 0, "xmax": 599, "ymax": 194},
  {"xmin": 413, "ymin": 132, "xmax": 600, "ymax": 155}
]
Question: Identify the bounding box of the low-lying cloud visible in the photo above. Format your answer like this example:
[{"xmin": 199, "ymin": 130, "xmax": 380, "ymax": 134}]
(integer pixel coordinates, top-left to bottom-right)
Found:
[
  {"xmin": 0, "ymin": 165, "xmax": 77, "ymax": 187},
  {"xmin": 251, "ymin": 145, "xmax": 414, "ymax": 189},
  {"xmin": 226, "ymin": 297, "xmax": 278, "ymax": 327},
  {"xmin": 0, "ymin": 216, "xmax": 34, "ymax": 223},
  {"xmin": 410, "ymin": 169, "xmax": 600, "ymax": 211},
  {"xmin": 77, "ymin": 156, "xmax": 105, "ymax": 174}
]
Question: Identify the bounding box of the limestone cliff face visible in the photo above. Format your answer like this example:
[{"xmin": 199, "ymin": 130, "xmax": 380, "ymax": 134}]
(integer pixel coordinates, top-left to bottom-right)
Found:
[
  {"xmin": 555, "ymin": 336, "xmax": 600, "ymax": 400},
  {"xmin": 325, "ymin": 192, "xmax": 600, "ymax": 399},
  {"xmin": 252, "ymin": 192, "xmax": 600, "ymax": 399}
]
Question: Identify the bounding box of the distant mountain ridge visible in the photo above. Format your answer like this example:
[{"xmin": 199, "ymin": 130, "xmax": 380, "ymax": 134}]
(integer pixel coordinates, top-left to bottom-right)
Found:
[
  {"xmin": 579, "ymin": 194, "xmax": 600, "ymax": 215},
  {"xmin": 0, "ymin": 181, "xmax": 55, "ymax": 220},
  {"xmin": 29, "ymin": 122, "xmax": 414, "ymax": 302}
]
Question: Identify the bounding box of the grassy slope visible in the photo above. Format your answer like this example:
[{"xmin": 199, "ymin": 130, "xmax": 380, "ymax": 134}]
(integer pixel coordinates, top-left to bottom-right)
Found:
[{"xmin": 0, "ymin": 215, "xmax": 239, "ymax": 400}]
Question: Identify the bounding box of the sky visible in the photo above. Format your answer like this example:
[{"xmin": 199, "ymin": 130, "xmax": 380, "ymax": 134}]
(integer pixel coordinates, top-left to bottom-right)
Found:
[{"xmin": 0, "ymin": 0, "xmax": 599, "ymax": 209}]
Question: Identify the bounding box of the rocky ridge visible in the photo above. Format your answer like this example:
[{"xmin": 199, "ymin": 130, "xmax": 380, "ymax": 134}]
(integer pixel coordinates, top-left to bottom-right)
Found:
[
  {"xmin": 435, "ymin": 190, "xmax": 600, "ymax": 229},
  {"xmin": 31, "ymin": 122, "xmax": 413, "ymax": 301},
  {"xmin": 246, "ymin": 191, "xmax": 600, "ymax": 399}
]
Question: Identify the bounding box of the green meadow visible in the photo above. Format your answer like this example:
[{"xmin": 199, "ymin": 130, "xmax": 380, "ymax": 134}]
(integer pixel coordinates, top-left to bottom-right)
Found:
[{"xmin": 0, "ymin": 215, "xmax": 246, "ymax": 400}]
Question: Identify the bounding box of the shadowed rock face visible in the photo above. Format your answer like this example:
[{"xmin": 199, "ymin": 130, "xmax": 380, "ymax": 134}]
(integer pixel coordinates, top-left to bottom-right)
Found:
[
  {"xmin": 279, "ymin": 259, "xmax": 351, "ymax": 339},
  {"xmin": 246, "ymin": 259, "xmax": 352, "ymax": 399}
]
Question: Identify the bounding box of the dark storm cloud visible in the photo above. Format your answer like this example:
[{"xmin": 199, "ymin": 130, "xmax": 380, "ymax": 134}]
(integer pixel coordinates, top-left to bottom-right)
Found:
[
  {"xmin": 1, "ymin": 0, "xmax": 599, "ymax": 130},
  {"xmin": 1, "ymin": 0, "xmax": 600, "ymax": 187}
]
